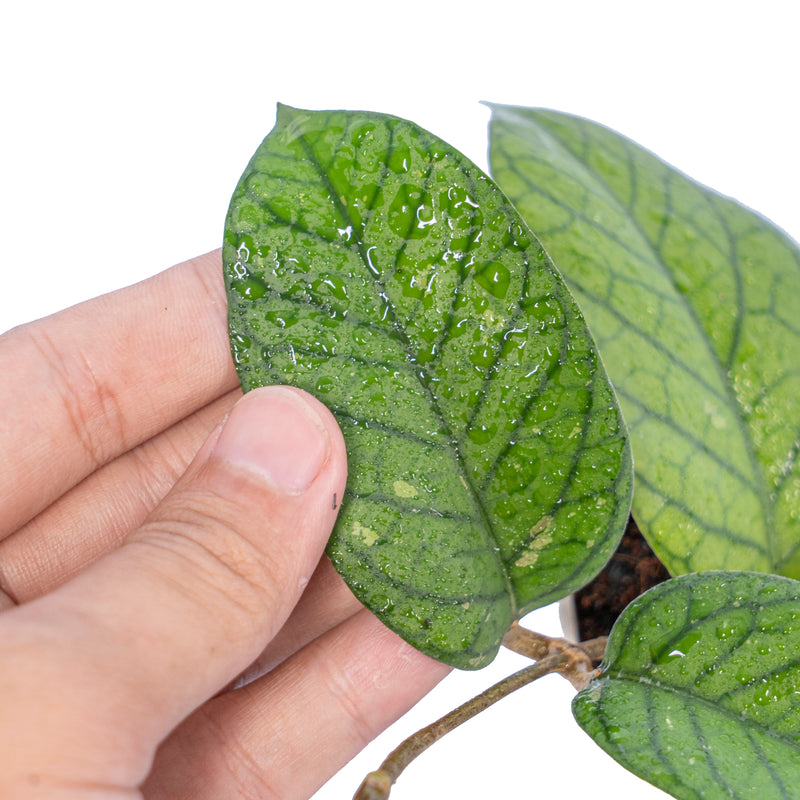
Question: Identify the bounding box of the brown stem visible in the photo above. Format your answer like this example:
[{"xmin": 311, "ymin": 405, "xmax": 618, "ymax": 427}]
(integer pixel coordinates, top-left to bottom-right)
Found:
[
  {"xmin": 354, "ymin": 652, "xmax": 567, "ymax": 800},
  {"xmin": 579, "ymin": 635, "xmax": 609, "ymax": 662},
  {"xmin": 353, "ymin": 627, "xmax": 608, "ymax": 800},
  {"xmin": 501, "ymin": 623, "xmax": 608, "ymax": 690},
  {"xmin": 499, "ymin": 622, "xmax": 552, "ymax": 659}
]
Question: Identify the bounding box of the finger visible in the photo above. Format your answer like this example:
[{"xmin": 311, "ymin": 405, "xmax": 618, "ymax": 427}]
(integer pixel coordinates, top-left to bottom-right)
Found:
[
  {"xmin": 0, "ymin": 250, "xmax": 237, "ymax": 537},
  {"xmin": 233, "ymin": 555, "xmax": 363, "ymax": 686},
  {"xmin": 0, "ymin": 392, "xmax": 361, "ymax": 687},
  {"xmin": 0, "ymin": 386, "xmax": 346, "ymax": 792},
  {"xmin": 0, "ymin": 391, "xmax": 239, "ymax": 603},
  {"xmin": 143, "ymin": 610, "xmax": 450, "ymax": 800}
]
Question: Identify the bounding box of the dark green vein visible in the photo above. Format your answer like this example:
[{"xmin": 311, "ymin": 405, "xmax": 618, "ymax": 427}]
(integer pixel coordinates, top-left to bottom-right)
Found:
[
  {"xmin": 294, "ymin": 124, "xmax": 517, "ymax": 613},
  {"xmin": 527, "ymin": 117, "xmax": 777, "ymax": 566}
]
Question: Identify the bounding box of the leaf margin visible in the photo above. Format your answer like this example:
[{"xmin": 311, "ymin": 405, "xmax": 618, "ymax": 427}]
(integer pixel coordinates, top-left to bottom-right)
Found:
[
  {"xmin": 486, "ymin": 102, "xmax": 800, "ymax": 579},
  {"xmin": 573, "ymin": 570, "xmax": 800, "ymax": 799},
  {"xmin": 223, "ymin": 104, "xmax": 633, "ymax": 668}
]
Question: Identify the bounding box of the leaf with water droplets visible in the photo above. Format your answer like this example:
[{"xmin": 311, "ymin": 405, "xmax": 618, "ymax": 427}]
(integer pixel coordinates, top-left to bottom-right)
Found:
[
  {"xmin": 488, "ymin": 105, "xmax": 800, "ymax": 578},
  {"xmin": 574, "ymin": 571, "xmax": 800, "ymax": 799},
  {"xmin": 223, "ymin": 105, "xmax": 631, "ymax": 668}
]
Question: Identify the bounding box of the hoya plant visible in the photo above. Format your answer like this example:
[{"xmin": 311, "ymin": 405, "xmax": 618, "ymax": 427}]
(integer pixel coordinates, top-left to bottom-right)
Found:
[{"xmin": 222, "ymin": 104, "xmax": 800, "ymax": 799}]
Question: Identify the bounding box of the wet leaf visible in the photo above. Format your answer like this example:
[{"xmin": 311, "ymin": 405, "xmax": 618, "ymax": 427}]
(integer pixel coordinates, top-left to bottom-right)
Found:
[
  {"xmin": 223, "ymin": 105, "xmax": 631, "ymax": 668},
  {"xmin": 573, "ymin": 571, "xmax": 800, "ymax": 799},
  {"xmin": 488, "ymin": 105, "xmax": 800, "ymax": 578}
]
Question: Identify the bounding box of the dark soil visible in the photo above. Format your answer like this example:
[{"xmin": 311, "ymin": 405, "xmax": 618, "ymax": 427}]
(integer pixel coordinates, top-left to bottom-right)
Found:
[{"xmin": 574, "ymin": 516, "xmax": 670, "ymax": 641}]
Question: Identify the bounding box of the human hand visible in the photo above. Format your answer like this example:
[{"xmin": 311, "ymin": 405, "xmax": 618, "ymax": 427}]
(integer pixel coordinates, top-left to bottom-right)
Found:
[{"xmin": 0, "ymin": 251, "xmax": 449, "ymax": 799}]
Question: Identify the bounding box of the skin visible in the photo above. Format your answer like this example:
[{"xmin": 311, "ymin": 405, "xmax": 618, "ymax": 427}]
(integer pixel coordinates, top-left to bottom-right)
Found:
[{"xmin": 0, "ymin": 250, "xmax": 450, "ymax": 799}]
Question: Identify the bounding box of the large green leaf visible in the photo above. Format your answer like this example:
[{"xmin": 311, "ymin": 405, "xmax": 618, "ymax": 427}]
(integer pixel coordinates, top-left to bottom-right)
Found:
[
  {"xmin": 488, "ymin": 105, "xmax": 800, "ymax": 577},
  {"xmin": 574, "ymin": 571, "xmax": 800, "ymax": 799},
  {"xmin": 223, "ymin": 105, "xmax": 632, "ymax": 668}
]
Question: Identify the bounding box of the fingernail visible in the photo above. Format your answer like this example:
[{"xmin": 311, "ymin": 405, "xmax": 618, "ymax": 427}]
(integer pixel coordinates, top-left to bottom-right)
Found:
[{"xmin": 212, "ymin": 387, "xmax": 330, "ymax": 492}]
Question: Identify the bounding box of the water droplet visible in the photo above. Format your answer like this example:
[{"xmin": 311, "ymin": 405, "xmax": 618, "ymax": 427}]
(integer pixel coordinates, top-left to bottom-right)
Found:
[
  {"xmin": 716, "ymin": 621, "xmax": 739, "ymax": 640},
  {"xmin": 467, "ymin": 423, "xmax": 498, "ymax": 445},
  {"xmin": 233, "ymin": 275, "xmax": 269, "ymax": 300},
  {"xmin": 365, "ymin": 246, "xmax": 380, "ymax": 275},
  {"xmin": 230, "ymin": 332, "xmax": 251, "ymax": 365},
  {"xmin": 474, "ymin": 261, "xmax": 511, "ymax": 299},
  {"xmin": 415, "ymin": 203, "xmax": 436, "ymax": 229},
  {"xmin": 369, "ymin": 593, "xmax": 392, "ymax": 612}
]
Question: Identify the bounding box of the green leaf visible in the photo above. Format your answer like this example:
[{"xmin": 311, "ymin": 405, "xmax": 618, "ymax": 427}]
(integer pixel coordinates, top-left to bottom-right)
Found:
[
  {"xmin": 488, "ymin": 105, "xmax": 800, "ymax": 577},
  {"xmin": 223, "ymin": 105, "xmax": 632, "ymax": 668},
  {"xmin": 573, "ymin": 571, "xmax": 800, "ymax": 799}
]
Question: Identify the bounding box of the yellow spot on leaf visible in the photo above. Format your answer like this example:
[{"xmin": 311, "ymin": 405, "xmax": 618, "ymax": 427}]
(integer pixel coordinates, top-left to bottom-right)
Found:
[
  {"xmin": 352, "ymin": 521, "xmax": 378, "ymax": 547},
  {"xmin": 393, "ymin": 480, "xmax": 418, "ymax": 498},
  {"xmin": 529, "ymin": 515, "xmax": 553, "ymax": 537},
  {"xmin": 515, "ymin": 550, "xmax": 540, "ymax": 568},
  {"xmin": 515, "ymin": 516, "xmax": 554, "ymax": 568}
]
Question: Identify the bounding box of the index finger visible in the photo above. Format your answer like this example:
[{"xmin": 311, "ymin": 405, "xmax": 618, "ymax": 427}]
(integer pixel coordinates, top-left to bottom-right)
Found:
[{"xmin": 0, "ymin": 250, "xmax": 238, "ymax": 538}]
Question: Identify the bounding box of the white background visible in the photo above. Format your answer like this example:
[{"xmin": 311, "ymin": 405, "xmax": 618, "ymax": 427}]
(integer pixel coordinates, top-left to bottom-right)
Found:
[{"xmin": 2, "ymin": 2, "xmax": 798, "ymax": 798}]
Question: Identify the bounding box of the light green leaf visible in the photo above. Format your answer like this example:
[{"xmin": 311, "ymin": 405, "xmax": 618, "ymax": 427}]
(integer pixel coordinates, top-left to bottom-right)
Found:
[
  {"xmin": 488, "ymin": 105, "xmax": 800, "ymax": 577},
  {"xmin": 223, "ymin": 105, "xmax": 631, "ymax": 668},
  {"xmin": 573, "ymin": 571, "xmax": 800, "ymax": 799}
]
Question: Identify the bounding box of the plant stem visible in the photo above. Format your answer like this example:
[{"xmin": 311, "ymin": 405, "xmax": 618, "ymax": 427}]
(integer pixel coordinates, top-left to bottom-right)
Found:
[
  {"xmin": 353, "ymin": 628, "xmax": 607, "ymax": 800},
  {"xmin": 502, "ymin": 623, "xmax": 608, "ymax": 689},
  {"xmin": 354, "ymin": 653, "xmax": 565, "ymax": 800}
]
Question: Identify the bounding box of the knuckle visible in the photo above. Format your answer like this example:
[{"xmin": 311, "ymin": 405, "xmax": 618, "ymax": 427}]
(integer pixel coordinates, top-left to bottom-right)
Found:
[
  {"xmin": 195, "ymin": 707, "xmax": 278, "ymax": 800},
  {"xmin": 28, "ymin": 326, "xmax": 127, "ymax": 470},
  {"xmin": 318, "ymin": 655, "xmax": 379, "ymax": 749},
  {"xmin": 131, "ymin": 485, "xmax": 281, "ymax": 625}
]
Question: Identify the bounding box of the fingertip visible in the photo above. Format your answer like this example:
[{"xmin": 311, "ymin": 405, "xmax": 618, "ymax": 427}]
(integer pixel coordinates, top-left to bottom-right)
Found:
[
  {"xmin": 212, "ymin": 386, "xmax": 328, "ymax": 492},
  {"xmin": 214, "ymin": 386, "xmax": 347, "ymax": 493}
]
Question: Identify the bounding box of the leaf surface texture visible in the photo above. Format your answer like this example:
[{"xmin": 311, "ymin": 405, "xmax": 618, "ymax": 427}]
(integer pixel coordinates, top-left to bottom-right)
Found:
[
  {"xmin": 224, "ymin": 106, "xmax": 631, "ymax": 667},
  {"xmin": 489, "ymin": 105, "xmax": 800, "ymax": 577},
  {"xmin": 574, "ymin": 572, "xmax": 800, "ymax": 799}
]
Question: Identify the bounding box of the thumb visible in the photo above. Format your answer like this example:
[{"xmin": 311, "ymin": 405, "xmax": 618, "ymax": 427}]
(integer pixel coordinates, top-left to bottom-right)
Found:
[{"xmin": 0, "ymin": 386, "xmax": 347, "ymax": 792}]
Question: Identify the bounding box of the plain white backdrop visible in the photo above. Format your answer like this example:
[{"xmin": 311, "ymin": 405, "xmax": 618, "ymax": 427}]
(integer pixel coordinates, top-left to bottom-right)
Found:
[{"xmin": 2, "ymin": 2, "xmax": 798, "ymax": 798}]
